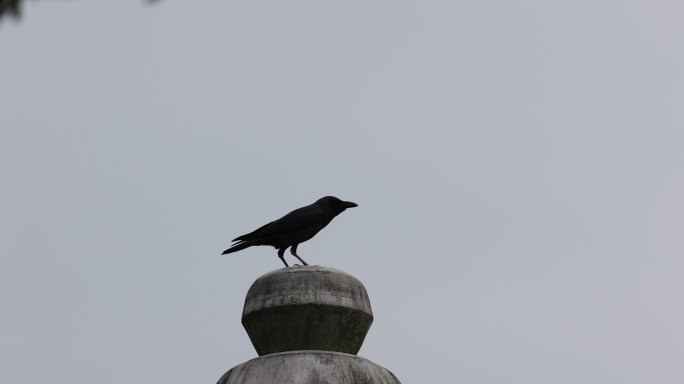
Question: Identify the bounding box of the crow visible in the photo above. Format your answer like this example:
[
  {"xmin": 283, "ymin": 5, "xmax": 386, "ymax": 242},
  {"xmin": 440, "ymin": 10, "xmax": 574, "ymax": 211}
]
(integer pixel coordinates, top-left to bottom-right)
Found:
[{"xmin": 222, "ymin": 196, "xmax": 358, "ymax": 267}]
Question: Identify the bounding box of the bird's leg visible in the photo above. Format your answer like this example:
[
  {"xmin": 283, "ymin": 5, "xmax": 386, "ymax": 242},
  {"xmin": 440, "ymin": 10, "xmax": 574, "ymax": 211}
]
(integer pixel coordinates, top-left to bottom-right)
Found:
[
  {"xmin": 277, "ymin": 248, "xmax": 289, "ymax": 267},
  {"xmin": 290, "ymin": 244, "xmax": 309, "ymax": 266}
]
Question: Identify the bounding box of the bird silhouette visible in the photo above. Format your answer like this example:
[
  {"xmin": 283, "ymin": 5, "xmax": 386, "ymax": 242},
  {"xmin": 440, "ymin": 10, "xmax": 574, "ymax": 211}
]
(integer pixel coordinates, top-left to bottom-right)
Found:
[{"xmin": 222, "ymin": 196, "xmax": 358, "ymax": 267}]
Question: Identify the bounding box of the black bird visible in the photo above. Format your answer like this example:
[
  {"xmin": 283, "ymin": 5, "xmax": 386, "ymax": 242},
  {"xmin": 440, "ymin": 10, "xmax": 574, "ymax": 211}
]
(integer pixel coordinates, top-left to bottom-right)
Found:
[{"xmin": 222, "ymin": 196, "xmax": 358, "ymax": 267}]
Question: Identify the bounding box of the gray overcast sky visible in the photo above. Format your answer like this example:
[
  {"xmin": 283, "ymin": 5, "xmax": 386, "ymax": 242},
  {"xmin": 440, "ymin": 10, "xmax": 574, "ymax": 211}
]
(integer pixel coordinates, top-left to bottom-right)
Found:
[{"xmin": 1, "ymin": 1, "xmax": 683, "ymax": 383}]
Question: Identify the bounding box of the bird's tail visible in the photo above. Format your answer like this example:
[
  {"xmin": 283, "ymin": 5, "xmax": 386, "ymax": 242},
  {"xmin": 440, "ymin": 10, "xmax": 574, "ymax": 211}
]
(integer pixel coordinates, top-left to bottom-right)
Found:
[{"xmin": 221, "ymin": 241, "xmax": 253, "ymax": 255}]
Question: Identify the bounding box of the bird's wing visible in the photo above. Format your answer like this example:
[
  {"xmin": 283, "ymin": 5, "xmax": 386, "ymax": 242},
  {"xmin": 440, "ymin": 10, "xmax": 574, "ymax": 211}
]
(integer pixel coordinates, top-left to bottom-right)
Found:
[
  {"xmin": 232, "ymin": 221, "xmax": 273, "ymax": 242},
  {"xmin": 242, "ymin": 204, "xmax": 328, "ymax": 241}
]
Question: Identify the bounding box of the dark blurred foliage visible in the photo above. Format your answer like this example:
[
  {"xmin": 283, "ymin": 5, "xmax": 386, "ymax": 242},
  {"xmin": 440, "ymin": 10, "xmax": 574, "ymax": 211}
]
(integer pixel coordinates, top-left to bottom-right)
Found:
[
  {"xmin": 0, "ymin": 0, "xmax": 162, "ymax": 23},
  {"xmin": 1, "ymin": 0, "xmax": 21, "ymax": 21}
]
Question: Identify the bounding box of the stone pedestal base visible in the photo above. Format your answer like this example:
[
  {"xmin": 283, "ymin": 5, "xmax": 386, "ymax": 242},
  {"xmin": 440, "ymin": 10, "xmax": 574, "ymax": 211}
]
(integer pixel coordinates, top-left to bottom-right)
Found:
[{"xmin": 217, "ymin": 351, "xmax": 400, "ymax": 384}]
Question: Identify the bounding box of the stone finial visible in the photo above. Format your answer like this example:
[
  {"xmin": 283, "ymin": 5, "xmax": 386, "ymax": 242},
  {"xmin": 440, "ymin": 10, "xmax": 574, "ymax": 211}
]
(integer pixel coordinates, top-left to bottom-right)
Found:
[{"xmin": 241, "ymin": 266, "xmax": 374, "ymax": 356}]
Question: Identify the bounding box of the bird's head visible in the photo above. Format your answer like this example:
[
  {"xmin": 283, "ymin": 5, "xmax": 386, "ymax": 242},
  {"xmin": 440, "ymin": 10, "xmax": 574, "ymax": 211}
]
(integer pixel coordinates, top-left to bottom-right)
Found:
[{"xmin": 316, "ymin": 196, "xmax": 358, "ymax": 216}]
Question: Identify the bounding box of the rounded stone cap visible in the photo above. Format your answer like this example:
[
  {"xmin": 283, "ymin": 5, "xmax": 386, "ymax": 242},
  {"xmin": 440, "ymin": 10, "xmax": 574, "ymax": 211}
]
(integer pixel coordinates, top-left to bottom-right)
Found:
[
  {"xmin": 217, "ymin": 351, "xmax": 401, "ymax": 384},
  {"xmin": 241, "ymin": 266, "xmax": 373, "ymax": 356}
]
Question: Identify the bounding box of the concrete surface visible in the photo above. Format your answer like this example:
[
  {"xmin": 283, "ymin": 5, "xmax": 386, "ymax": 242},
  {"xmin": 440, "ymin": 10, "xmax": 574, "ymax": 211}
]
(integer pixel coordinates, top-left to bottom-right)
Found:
[
  {"xmin": 216, "ymin": 351, "xmax": 401, "ymax": 384},
  {"xmin": 241, "ymin": 265, "xmax": 373, "ymax": 355}
]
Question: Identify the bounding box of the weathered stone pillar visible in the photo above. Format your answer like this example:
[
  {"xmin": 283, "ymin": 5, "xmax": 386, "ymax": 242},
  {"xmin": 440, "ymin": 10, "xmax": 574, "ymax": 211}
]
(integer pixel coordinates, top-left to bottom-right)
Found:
[{"xmin": 217, "ymin": 266, "xmax": 401, "ymax": 384}]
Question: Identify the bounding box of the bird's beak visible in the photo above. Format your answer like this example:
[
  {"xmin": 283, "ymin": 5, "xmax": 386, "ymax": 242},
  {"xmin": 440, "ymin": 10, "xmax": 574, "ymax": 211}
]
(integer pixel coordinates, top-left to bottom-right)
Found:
[{"xmin": 342, "ymin": 201, "xmax": 358, "ymax": 208}]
